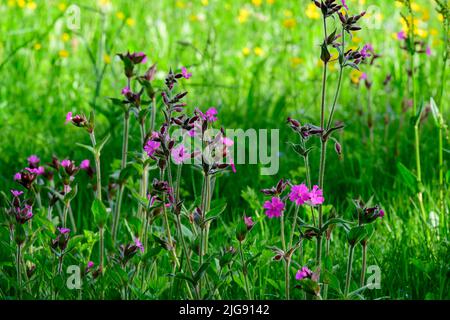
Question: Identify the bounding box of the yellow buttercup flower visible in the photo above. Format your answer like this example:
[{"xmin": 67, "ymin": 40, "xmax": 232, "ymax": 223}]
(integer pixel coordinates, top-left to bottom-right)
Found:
[
  {"xmin": 7, "ymin": 0, "xmax": 15, "ymax": 7},
  {"xmin": 59, "ymin": 50, "xmax": 69, "ymax": 58},
  {"xmin": 17, "ymin": 0, "xmax": 25, "ymax": 8},
  {"xmin": 283, "ymin": 18, "xmax": 296, "ymax": 29},
  {"xmin": 26, "ymin": 1, "xmax": 37, "ymax": 10},
  {"xmin": 201, "ymin": 0, "xmax": 208, "ymax": 6},
  {"xmin": 416, "ymin": 28, "xmax": 428, "ymax": 38},
  {"xmin": 62, "ymin": 33, "xmax": 70, "ymax": 42},
  {"xmin": 290, "ymin": 57, "xmax": 304, "ymax": 67},
  {"xmin": 254, "ymin": 47, "xmax": 264, "ymax": 56},
  {"xmin": 438, "ymin": 14, "xmax": 444, "ymax": 22},
  {"xmin": 242, "ymin": 47, "xmax": 251, "ymax": 56},
  {"xmin": 306, "ymin": 3, "xmax": 320, "ymax": 20},
  {"xmin": 103, "ymin": 54, "xmax": 111, "ymax": 64},
  {"xmin": 350, "ymin": 69, "xmax": 363, "ymax": 84},
  {"xmin": 116, "ymin": 11, "xmax": 125, "ymax": 20},
  {"xmin": 58, "ymin": 2, "xmax": 67, "ymax": 11},
  {"xmin": 33, "ymin": 43, "xmax": 42, "ymax": 51},
  {"xmin": 126, "ymin": 18, "xmax": 135, "ymax": 26},
  {"xmin": 352, "ymin": 36, "xmax": 362, "ymax": 44},
  {"xmin": 359, "ymin": 0, "xmax": 366, "ymax": 4},
  {"xmin": 252, "ymin": 0, "xmax": 262, "ymax": 7},
  {"xmin": 411, "ymin": 2, "xmax": 421, "ymax": 12},
  {"xmin": 176, "ymin": 1, "xmax": 186, "ymax": 9},
  {"xmin": 238, "ymin": 8, "xmax": 250, "ymax": 23}
]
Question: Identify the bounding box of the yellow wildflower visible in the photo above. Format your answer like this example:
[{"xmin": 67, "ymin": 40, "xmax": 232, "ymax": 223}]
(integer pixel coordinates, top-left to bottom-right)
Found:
[
  {"xmin": 416, "ymin": 29, "xmax": 428, "ymax": 38},
  {"xmin": 267, "ymin": 0, "xmax": 275, "ymax": 4},
  {"xmin": 7, "ymin": 0, "xmax": 15, "ymax": 7},
  {"xmin": 59, "ymin": 50, "xmax": 69, "ymax": 58},
  {"xmin": 201, "ymin": 0, "xmax": 208, "ymax": 6},
  {"xmin": 126, "ymin": 18, "xmax": 135, "ymax": 26},
  {"xmin": 252, "ymin": 0, "xmax": 262, "ymax": 7},
  {"xmin": 26, "ymin": 1, "xmax": 37, "ymax": 10},
  {"xmin": 176, "ymin": 1, "xmax": 186, "ymax": 9},
  {"xmin": 17, "ymin": 0, "xmax": 25, "ymax": 8},
  {"xmin": 238, "ymin": 8, "xmax": 250, "ymax": 23},
  {"xmin": 306, "ymin": 3, "xmax": 320, "ymax": 20},
  {"xmin": 411, "ymin": 2, "xmax": 421, "ymax": 12},
  {"xmin": 33, "ymin": 43, "xmax": 42, "ymax": 51},
  {"xmin": 62, "ymin": 33, "xmax": 70, "ymax": 42},
  {"xmin": 283, "ymin": 18, "xmax": 296, "ymax": 29},
  {"xmin": 254, "ymin": 47, "xmax": 264, "ymax": 56},
  {"xmin": 283, "ymin": 10, "xmax": 293, "ymax": 18},
  {"xmin": 103, "ymin": 54, "xmax": 111, "ymax": 64},
  {"xmin": 290, "ymin": 57, "xmax": 304, "ymax": 67},
  {"xmin": 438, "ymin": 14, "xmax": 443, "ymax": 22},
  {"xmin": 242, "ymin": 47, "xmax": 251, "ymax": 56},
  {"xmin": 58, "ymin": 2, "xmax": 67, "ymax": 11},
  {"xmin": 350, "ymin": 69, "xmax": 363, "ymax": 84},
  {"xmin": 116, "ymin": 11, "xmax": 125, "ymax": 20}
]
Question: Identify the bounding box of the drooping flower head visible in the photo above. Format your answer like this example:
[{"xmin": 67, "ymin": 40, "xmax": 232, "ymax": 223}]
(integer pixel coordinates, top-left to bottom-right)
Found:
[
  {"xmin": 295, "ymin": 266, "xmax": 313, "ymax": 280},
  {"xmin": 289, "ymin": 184, "xmax": 310, "ymax": 206},
  {"xmin": 263, "ymin": 197, "xmax": 285, "ymax": 218}
]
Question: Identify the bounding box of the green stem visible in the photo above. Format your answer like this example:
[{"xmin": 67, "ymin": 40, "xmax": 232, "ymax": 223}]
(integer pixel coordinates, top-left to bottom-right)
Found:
[
  {"xmin": 360, "ymin": 242, "xmax": 367, "ymax": 287},
  {"xmin": 16, "ymin": 244, "xmax": 22, "ymax": 300},
  {"xmin": 99, "ymin": 226, "xmax": 104, "ymax": 274},
  {"xmin": 284, "ymin": 258, "xmax": 291, "ymax": 300},
  {"xmin": 62, "ymin": 202, "xmax": 69, "ymax": 228},
  {"xmin": 90, "ymin": 132, "xmax": 102, "ymax": 201},
  {"xmin": 344, "ymin": 245, "xmax": 355, "ymax": 297},
  {"xmin": 239, "ymin": 240, "xmax": 252, "ymax": 300},
  {"xmin": 112, "ymin": 111, "xmax": 130, "ymax": 241}
]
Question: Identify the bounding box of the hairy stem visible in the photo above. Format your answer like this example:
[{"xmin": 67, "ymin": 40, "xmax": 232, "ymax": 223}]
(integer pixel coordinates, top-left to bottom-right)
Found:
[
  {"xmin": 239, "ymin": 240, "xmax": 252, "ymax": 300},
  {"xmin": 344, "ymin": 245, "xmax": 355, "ymax": 297},
  {"xmin": 360, "ymin": 242, "xmax": 367, "ymax": 287}
]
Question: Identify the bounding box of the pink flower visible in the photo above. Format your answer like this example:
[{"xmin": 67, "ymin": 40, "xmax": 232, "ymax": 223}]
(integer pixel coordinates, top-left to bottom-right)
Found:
[
  {"xmin": 65, "ymin": 112, "xmax": 73, "ymax": 125},
  {"xmin": 426, "ymin": 46, "xmax": 431, "ymax": 56},
  {"xmin": 397, "ymin": 31, "xmax": 407, "ymax": 41},
  {"xmin": 378, "ymin": 209, "xmax": 385, "ymax": 218},
  {"xmin": 289, "ymin": 184, "xmax": 310, "ymax": 206},
  {"xmin": 221, "ymin": 136, "xmax": 234, "ymax": 147},
  {"xmin": 263, "ymin": 197, "xmax": 285, "ymax": 218},
  {"xmin": 121, "ymin": 86, "xmax": 131, "ymax": 95},
  {"xmin": 58, "ymin": 227, "xmax": 70, "ymax": 234},
  {"xmin": 80, "ymin": 159, "xmax": 90, "ymax": 170},
  {"xmin": 360, "ymin": 44, "xmax": 372, "ymax": 59},
  {"xmin": 14, "ymin": 173, "xmax": 22, "ymax": 181},
  {"xmin": 144, "ymin": 139, "xmax": 161, "ymax": 157},
  {"xmin": 295, "ymin": 266, "xmax": 312, "ymax": 280},
  {"xmin": 244, "ymin": 216, "xmax": 254, "ymax": 230},
  {"xmin": 63, "ymin": 184, "xmax": 72, "ymax": 194},
  {"xmin": 307, "ymin": 185, "xmax": 324, "ymax": 206},
  {"xmin": 11, "ymin": 190, "xmax": 24, "ymax": 197},
  {"xmin": 205, "ymin": 107, "xmax": 218, "ymax": 122},
  {"xmin": 27, "ymin": 155, "xmax": 40, "ymax": 166},
  {"xmin": 341, "ymin": 0, "xmax": 348, "ymax": 10},
  {"xmin": 61, "ymin": 159, "xmax": 72, "ymax": 168},
  {"xmin": 136, "ymin": 52, "xmax": 148, "ymax": 64},
  {"xmin": 360, "ymin": 73, "xmax": 368, "ymax": 80},
  {"xmin": 25, "ymin": 167, "xmax": 44, "ymax": 175},
  {"xmin": 181, "ymin": 66, "xmax": 192, "ymax": 79},
  {"xmin": 231, "ymin": 162, "xmax": 237, "ymax": 173},
  {"xmin": 87, "ymin": 261, "xmax": 94, "ymax": 269},
  {"xmin": 171, "ymin": 145, "xmax": 190, "ymax": 165},
  {"xmin": 135, "ymin": 238, "xmax": 144, "ymax": 252}
]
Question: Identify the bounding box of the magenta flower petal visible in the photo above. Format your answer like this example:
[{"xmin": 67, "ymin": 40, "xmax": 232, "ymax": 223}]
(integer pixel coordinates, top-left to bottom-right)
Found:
[
  {"xmin": 289, "ymin": 184, "xmax": 310, "ymax": 206},
  {"xmin": 181, "ymin": 66, "xmax": 192, "ymax": 79},
  {"xmin": 65, "ymin": 112, "xmax": 73, "ymax": 125},
  {"xmin": 263, "ymin": 197, "xmax": 285, "ymax": 218}
]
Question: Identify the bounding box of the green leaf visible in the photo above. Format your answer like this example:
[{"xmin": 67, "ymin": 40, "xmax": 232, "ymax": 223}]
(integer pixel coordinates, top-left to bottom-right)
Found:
[
  {"xmin": 91, "ymin": 198, "xmax": 108, "ymax": 228},
  {"xmin": 321, "ymin": 218, "xmax": 353, "ymax": 233},
  {"xmin": 95, "ymin": 134, "xmax": 110, "ymax": 154},
  {"xmin": 64, "ymin": 184, "xmax": 78, "ymax": 203},
  {"xmin": 347, "ymin": 225, "xmax": 368, "ymax": 246},
  {"xmin": 76, "ymin": 143, "xmax": 95, "ymax": 155},
  {"xmin": 396, "ymin": 162, "xmax": 418, "ymax": 193},
  {"xmin": 193, "ymin": 261, "xmax": 210, "ymax": 284}
]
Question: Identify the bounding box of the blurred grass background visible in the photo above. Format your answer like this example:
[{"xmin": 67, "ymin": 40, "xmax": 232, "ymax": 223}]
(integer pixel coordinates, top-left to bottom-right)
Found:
[{"xmin": 0, "ymin": 0, "xmax": 449, "ymax": 299}]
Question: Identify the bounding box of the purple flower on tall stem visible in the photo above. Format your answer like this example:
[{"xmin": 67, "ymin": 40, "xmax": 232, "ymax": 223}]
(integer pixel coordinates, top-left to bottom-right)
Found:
[
  {"xmin": 11, "ymin": 190, "xmax": 24, "ymax": 197},
  {"xmin": 181, "ymin": 67, "xmax": 192, "ymax": 79},
  {"xmin": 121, "ymin": 86, "xmax": 131, "ymax": 96},
  {"xmin": 244, "ymin": 216, "xmax": 254, "ymax": 230},
  {"xmin": 58, "ymin": 227, "xmax": 71, "ymax": 234},
  {"xmin": 27, "ymin": 155, "xmax": 40, "ymax": 167},
  {"xmin": 426, "ymin": 46, "xmax": 431, "ymax": 57},
  {"xmin": 263, "ymin": 197, "xmax": 285, "ymax": 218},
  {"xmin": 295, "ymin": 266, "xmax": 313, "ymax": 280},
  {"xmin": 134, "ymin": 238, "xmax": 144, "ymax": 252},
  {"xmin": 61, "ymin": 159, "xmax": 71, "ymax": 168},
  {"xmin": 80, "ymin": 159, "xmax": 90, "ymax": 170},
  {"xmin": 65, "ymin": 112, "xmax": 73, "ymax": 125},
  {"xmin": 171, "ymin": 144, "xmax": 190, "ymax": 165},
  {"xmin": 289, "ymin": 184, "xmax": 310, "ymax": 206},
  {"xmin": 307, "ymin": 185, "xmax": 325, "ymax": 206},
  {"xmin": 14, "ymin": 173, "xmax": 22, "ymax": 181},
  {"xmin": 87, "ymin": 261, "xmax": 94, "ymax": 269},
  {"xmin": 144, "ymin": 139, "xmax": 161, "ymax": 157}
]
